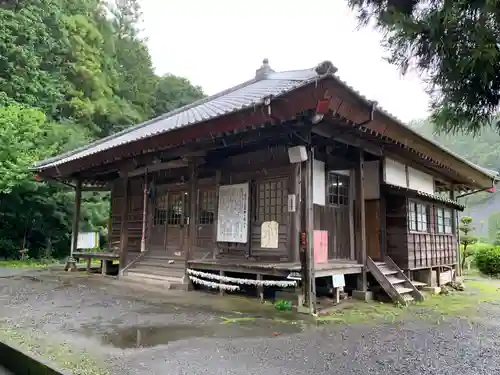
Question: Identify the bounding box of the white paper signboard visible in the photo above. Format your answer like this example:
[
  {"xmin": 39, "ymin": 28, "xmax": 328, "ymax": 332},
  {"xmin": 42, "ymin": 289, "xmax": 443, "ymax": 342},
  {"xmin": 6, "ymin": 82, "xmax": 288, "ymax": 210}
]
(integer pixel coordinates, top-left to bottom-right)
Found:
[
  {"xmin": 216, "ymin": 183, "xmax": 249, "ymax": 243},
  {"xmin": 261, "ymin": 221, "xmax": 279, "ymax": 248},
  {"xmin": 313, "ymin": 159, "xmax": 326, "ymax": 206},
  {"xmin": 77, "ymin": 232, "xmax": 99, "ymax": 250}
]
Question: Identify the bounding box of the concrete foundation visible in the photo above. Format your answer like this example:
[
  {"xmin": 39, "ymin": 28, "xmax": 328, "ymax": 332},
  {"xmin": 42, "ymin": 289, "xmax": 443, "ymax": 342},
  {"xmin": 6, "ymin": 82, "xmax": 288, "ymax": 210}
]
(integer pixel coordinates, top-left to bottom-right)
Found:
[
  {"xmin": 422, "ymin": 286, "xmax": 441, "ymax": 295},
  {"xmin": 413, "ymin": 268, "xmax": 437, "ymax": 286},
  {"xmin": 352, "ymin": 290, "xmax": 374, "ymax": 302}
]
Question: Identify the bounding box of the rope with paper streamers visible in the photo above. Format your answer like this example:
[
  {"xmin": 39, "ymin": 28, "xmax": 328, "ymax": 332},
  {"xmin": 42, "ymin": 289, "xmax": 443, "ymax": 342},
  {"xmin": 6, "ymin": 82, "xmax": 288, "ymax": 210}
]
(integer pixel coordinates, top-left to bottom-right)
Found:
[
  {"xmin": 189, "ymin": 275, "xmax": 240, "ymax": 292},
  {"xmin": 187, "ymin": 268, "xmax": 297, "ymax": 289}
]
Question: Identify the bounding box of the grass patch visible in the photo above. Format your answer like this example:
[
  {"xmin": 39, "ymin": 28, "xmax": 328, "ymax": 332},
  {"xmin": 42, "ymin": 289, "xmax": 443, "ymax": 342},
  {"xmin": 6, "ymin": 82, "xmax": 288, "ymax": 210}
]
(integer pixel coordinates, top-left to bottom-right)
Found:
[
  {"xmin": 0, "ymin": 259, "xmax": 101, "ymax": 269},
  {"xmin": 0, "ymin": 259, "xmax": 52, "ymax": 269},
  {"xmin": 316, "ymin": 301, "xmax": 405, "ymax": 324},
  {"xmin": 0, "ymin": 324, "xmax": 109, "ymax": 375},
  {"xmin": 220, "ymin": 316, "xmax": 257, "ymax": 324},
  {"xmin": 317, "ymin": 277, "xmax": 500, "ymax": 325}
]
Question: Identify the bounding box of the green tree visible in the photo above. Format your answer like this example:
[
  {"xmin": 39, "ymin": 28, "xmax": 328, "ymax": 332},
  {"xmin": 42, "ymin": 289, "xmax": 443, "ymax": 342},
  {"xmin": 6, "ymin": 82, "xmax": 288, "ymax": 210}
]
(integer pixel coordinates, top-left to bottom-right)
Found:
[
  {"xmin": 347, "ymin": 0, "xmax": 500, "ymax": 134},
  {"xmin": 152, "ymin": 75, "xmax": 205, "ymax": 117},
  {"xmin": 488, "ymin": 212, "xmax": 500, "ymax": 241},
  {"xmin": 459, "ymin": 216, "xmax": 478, "ymax": 270},
  {"xmin": 0, "ymin": 0, "xmax": 206, "ymax": 261},
  {"xmin": 0, "ymin": 105, "xmax": 89, "ymax": 259}
]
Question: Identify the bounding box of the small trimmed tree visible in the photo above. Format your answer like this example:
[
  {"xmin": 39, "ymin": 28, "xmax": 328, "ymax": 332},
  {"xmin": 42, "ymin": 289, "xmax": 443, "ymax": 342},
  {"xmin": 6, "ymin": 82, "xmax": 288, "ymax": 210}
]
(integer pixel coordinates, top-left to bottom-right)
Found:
[
  {"xmin": 494, "ymin": 230, "xmax": 500, "ymax": 247},
  {"xmin": 459, "ymin": 216, "xmax": 478, "ymax": 271}
]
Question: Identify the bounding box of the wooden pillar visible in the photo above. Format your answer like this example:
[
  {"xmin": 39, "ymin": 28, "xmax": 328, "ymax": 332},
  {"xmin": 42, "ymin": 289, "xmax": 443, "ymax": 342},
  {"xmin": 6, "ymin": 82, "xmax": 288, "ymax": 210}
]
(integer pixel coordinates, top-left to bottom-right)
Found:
[
  {"xmin": 451, "ymin": 186, "xmax": 461, "ymax": 276},
  {"xmin": 256, "ymin": 274, "xmax": 264, "ymax": 302},
  {"xmin": 213, "ymin": 170, "xmax": 221, "ymax": 259},
  {"xmin": 140, "ymin": 173, "xmax": 148, "ymax": 252},
  {"xmin": 66, "ymin": 179, "xmax": 82, "ymax": 271},
  {"xmin": 304, "ymin": 147, "xmax": 316, "ymax": 313},
  {"xmin": 70, "ymin": 179, "xmax": 82, "ymax": 257},
  {"xmin": 291, "ymin": 163, "xmax": 302, "ymax": 263},
  {"xmin": 348, "ymin": 170, "xmax": 356, "ymax": 260},
  {"xmin": 119, "ymin": 177, "xmax": 129, "ymax": 273},
  {"xmin": 355, "ymin": 149, "xmax": 367, "ymax": 293},
  {"xmin": 106, "ymin": 184, "xmax": 113, "ymax": 252},
  {"xmin": 186, "ymin": 160, "xmax": 198, "ymax": 265}
]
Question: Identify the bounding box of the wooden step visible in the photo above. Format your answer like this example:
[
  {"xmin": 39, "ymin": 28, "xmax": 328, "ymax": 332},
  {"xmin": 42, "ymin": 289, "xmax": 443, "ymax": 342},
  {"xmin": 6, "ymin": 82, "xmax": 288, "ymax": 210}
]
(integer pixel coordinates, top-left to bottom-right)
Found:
[
  {"xmin": 125, "ymin": 271, "xmax": 184, "ymax": 283},
  {"xmin": 411, "ymin": 281, "xmax": 427, "ymax": 287},
  {"xmin": 139, "ymin": 259, "xmax": 185, "ymax": 268},
  {"xmin": 402, "ymin": 294, "xmax": 414, "ymax": 302},
  {"xmin": 379, "ymin": 268, "xmax": 398, "ymax": 276},
  {"xmin": 386, "ymin": 276, "xmax": 406, "ymax": 285},
  {"xmin": 395, "ymin": 286, "xmax": 414, "ymax": 295}
]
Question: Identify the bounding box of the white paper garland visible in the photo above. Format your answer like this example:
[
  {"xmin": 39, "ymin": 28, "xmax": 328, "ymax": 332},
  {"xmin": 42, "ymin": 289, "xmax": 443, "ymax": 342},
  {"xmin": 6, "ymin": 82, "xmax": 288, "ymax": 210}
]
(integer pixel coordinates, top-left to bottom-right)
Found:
[
  {"xmin": 189, "ymin": 275, "xmax": 240, "ymax": 292},
  {"xmin": 187, "ymin": 268, "xmax": 297, "ymax": 288}
]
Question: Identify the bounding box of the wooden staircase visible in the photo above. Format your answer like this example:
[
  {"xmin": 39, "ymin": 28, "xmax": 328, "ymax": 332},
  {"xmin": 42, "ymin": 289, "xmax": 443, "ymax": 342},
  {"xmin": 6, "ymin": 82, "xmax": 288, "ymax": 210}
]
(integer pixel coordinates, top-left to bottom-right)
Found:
[
  {"xmin": 121, "ymin": 252, "xmax": 186, "ymax": 289},
  {"xmin": 367, "ymin": 256, "xmax": 425, "ymax": 305}
]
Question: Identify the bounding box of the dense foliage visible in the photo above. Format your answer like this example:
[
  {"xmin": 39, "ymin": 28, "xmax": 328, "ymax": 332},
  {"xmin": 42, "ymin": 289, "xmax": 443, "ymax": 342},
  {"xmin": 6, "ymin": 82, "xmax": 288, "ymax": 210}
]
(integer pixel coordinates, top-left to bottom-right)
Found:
[
  {"xmin": 410, "ymin": 118, "xmax": 500, "ymax": 207},
  {"xmin": 458, "ymin": 216, "xmax": 478, "ymax": 270},
  {"xmin": 0, "ymin": 0, "xmax": 204, "ymax": 260},
  {"xmin": 348, "ymin": 0, "xmax": 500, "ymax": 134},
  {"xmin": 475, "ymin": 246, "xmax": 500, "ymax": 276}
]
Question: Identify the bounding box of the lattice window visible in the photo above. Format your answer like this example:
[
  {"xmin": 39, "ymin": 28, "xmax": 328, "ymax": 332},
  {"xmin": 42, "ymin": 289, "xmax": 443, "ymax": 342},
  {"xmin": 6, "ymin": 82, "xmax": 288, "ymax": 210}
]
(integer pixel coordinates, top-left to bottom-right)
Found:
[
  {"xmin": 327, "ymin": 172, "xmax": 350, "ymax": 206},
  {"xmin": 153, "ymin": 192, "xmax": 168, "ymax": 225},
  {"xmin": 167, "ymin": 192, "xmax": 188, "ymax": 225},
  {"xmin": 198, "ymin": 189, "xmax": 216, "ymax": 225},
  {"xmin": 408, "ymin": 200, "xmax": 429, "ymax": 232},
  {"xmin": 255, "ymin": 179, "xmax": 287, "ymax": 223},
  {"xmin": 436, "ymin": 207, "xmax": 453, "ymax": 234}
]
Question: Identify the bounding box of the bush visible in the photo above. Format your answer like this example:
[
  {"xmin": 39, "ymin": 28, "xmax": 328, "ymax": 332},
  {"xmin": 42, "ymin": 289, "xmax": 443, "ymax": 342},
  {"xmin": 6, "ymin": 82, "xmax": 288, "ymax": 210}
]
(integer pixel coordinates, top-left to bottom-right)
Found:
[{"xmin": 475, "ymin": 246, "xmax": 500, "ymax": 276}]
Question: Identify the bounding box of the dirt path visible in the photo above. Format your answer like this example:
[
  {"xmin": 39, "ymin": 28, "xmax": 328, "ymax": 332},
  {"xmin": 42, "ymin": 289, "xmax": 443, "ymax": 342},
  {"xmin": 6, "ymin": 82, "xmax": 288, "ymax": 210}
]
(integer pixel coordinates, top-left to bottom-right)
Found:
[{"xmin": 1, "ymin": 270, "xmax": 499, "ymax": 375}]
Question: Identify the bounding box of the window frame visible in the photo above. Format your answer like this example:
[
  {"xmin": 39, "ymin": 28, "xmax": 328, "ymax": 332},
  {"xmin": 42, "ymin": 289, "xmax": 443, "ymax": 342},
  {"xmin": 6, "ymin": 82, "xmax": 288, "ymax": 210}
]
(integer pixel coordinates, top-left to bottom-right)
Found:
[
  {"xmin": 407, "ymin": 199, "xmax": 430, "ymax": 233},
  {"xmin": 435, "ymin": 206, "xmax": 454, "ymax": 235},
  {"xmin": 326, "ymin": 171, "xmax": 350, "ymax": 207}
]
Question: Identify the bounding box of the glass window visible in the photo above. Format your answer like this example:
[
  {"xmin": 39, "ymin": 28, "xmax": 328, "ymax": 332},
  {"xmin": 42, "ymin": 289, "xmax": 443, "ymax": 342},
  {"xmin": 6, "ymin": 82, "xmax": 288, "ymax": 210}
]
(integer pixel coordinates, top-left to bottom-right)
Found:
[
  {"xmin": 436, "ymin": 207, "xmax": 453, "ymax": 234},
  {"xmin": 408, "ymin": 200, "xmax": 429, "ymax": 232},
  {"xmin": 327, "ymin": 172, "xmax": 350, "ymax": 206}
]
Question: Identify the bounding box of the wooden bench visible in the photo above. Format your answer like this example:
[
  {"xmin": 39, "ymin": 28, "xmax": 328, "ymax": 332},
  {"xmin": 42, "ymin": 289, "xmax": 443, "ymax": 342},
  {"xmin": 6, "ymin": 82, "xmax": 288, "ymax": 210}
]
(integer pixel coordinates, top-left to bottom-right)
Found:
[{"xmin": 73, "ymin": 252, "xmax": 119, "ymax": 275}]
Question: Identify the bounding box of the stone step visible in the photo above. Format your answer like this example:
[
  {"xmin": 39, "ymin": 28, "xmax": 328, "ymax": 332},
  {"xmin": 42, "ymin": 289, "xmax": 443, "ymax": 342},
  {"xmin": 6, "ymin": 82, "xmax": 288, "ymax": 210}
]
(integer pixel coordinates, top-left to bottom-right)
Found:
[
  {"xmin": 125, "ymin": 271, "xmax": 185, "ymax": 284},
  {"xmin": 130, "ymin": 265, "xmax": 185, "ymax": 277}
]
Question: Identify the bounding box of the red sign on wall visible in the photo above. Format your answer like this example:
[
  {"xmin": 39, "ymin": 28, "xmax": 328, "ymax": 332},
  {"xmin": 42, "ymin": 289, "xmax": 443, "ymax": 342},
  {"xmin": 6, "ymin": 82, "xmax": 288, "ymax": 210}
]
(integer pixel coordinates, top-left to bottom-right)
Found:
[{"xmin": 314, "ymin": 230, "xmax": 328, "ymax": 264}]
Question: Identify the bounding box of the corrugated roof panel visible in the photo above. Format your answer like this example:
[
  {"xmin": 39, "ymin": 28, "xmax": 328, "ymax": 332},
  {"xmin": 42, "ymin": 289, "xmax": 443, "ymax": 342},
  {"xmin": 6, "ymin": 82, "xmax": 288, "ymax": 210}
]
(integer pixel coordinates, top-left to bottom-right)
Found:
[{"xmin": 35, "ymin": 68, "xmax": 320, "ymax": 170}]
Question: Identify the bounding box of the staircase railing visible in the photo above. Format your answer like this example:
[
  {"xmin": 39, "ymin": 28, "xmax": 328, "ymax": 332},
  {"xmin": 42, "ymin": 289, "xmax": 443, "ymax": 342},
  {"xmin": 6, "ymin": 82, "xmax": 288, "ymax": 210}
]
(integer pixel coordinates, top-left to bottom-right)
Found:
[{"xmin": 119, "ymin": 249, "xmax": 150, "ymax": 277}]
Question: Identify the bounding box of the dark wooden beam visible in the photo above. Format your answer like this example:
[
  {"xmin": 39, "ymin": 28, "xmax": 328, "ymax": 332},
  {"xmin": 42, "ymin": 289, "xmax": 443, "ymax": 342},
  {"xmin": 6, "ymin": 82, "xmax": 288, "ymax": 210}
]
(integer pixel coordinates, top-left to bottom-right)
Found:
[
  {"xmin": 65, "ymin": 179, "xmax": 82, "ymax": 271},
  {"xmin": 304, "ymin": 145, "xmax": 316, "ymax": 314},
  {"xmin": 355, "ymin": 149, "xmax": 367, "ymax": 293},
  {"xmin": 119, "ymin": 177, "xmax": 129, "ymax": 271},
  {"xmin": 186, "ymin": 159, "xmax": 198, "ymax": 277}
]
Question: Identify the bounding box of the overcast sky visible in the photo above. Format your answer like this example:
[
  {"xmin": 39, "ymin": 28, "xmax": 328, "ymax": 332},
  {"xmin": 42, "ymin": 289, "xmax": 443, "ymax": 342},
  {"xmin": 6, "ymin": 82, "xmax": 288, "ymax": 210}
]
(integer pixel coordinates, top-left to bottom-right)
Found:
[{"xmin": 141, "ymin": 0, "xmax": 429, "ymax": 123}]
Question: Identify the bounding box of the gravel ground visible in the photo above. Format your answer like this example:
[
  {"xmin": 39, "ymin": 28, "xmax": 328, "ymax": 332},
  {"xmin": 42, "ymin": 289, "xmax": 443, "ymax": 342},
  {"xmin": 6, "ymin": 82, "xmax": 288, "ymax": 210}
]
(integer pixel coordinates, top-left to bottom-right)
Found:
[{"xmin": 1, "ymin": 270, "xmax": 499, "ymax": 375}]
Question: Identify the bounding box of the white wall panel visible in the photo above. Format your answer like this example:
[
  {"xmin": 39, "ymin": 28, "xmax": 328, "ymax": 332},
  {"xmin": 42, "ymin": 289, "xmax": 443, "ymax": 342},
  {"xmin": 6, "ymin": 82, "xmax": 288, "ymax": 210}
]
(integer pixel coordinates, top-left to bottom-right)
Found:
[{"xmin": 383, "ymin": 158, "xmax": 407, "ymax": 188}]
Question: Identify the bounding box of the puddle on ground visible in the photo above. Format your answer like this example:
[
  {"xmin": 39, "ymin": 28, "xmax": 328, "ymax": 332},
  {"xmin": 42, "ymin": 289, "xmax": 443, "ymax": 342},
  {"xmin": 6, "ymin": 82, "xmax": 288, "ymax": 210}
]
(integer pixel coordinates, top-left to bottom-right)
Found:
[{"xmin": 79, "ymin": 319, "xmax": 304, "ymax": 349}]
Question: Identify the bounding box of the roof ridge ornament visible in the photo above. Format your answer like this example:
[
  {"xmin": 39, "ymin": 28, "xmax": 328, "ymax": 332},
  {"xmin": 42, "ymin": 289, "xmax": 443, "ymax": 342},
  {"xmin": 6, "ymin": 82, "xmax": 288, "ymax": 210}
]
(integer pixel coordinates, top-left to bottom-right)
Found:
[
  {"xmin": 315, "ymin": 60, "xmax": 338, "ymax": 75},
  {"xmin": 255, "ymin": 58, "xmax": 274, "ymax": 80}
]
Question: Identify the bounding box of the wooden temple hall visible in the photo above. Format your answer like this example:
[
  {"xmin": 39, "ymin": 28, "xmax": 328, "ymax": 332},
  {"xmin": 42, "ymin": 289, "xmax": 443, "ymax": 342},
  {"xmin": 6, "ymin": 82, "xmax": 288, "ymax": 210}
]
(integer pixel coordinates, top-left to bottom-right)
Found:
[{"xmin": 33, "ymin": 59, "xmax": 498, "ymax": 313}]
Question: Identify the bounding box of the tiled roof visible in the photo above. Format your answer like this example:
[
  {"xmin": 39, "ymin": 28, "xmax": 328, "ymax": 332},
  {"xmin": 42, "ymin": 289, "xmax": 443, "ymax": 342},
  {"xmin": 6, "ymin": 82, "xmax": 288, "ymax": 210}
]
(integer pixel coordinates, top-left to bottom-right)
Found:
[
  {"xmin": 385, "ymin": 183, "xmax": 465, "ymax": 210},
  {"xmin": 33, "ymin": 58, "xmax": 498, "ymax": 185},
  {"xmin": 34, "ymin": 62, "xmax": 323, "ymax": 170}
]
